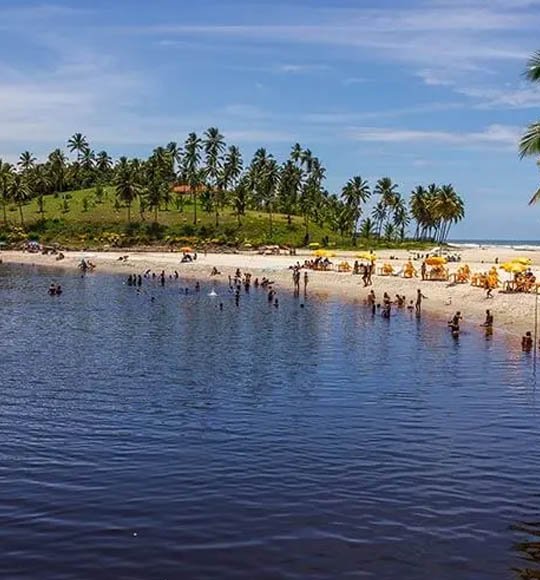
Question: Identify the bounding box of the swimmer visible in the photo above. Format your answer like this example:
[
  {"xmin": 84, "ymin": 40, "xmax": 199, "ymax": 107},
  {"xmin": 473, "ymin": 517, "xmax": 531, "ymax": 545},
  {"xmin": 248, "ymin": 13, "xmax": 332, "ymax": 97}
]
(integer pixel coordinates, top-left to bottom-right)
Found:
[{"xmin": 522, "ymin": 331, "xmax": 533, "ymax": 352}]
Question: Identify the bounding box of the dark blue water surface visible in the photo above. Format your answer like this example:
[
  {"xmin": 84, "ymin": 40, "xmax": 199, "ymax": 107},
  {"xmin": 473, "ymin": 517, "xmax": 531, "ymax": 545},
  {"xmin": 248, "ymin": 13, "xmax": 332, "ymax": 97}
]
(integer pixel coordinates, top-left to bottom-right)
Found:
[{"xmin": 1, "ymin": 264, "xmax": 540, "ymax": 580}]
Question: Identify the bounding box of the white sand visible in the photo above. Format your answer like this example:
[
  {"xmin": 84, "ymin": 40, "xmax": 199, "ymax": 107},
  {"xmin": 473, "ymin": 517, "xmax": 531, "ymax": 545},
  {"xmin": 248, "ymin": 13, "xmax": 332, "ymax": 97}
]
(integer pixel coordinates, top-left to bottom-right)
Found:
[{"xmin": 2, "ymin": 246, "xmax": 539, "ymax": 343}]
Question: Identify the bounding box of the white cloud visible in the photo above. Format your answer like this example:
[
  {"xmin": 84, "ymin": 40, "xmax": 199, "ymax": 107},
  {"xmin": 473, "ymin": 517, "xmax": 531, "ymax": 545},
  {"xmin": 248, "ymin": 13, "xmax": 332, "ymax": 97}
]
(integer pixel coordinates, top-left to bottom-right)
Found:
[{"xmin": 346, "ymin": 124, "xmax": 521, "ymax": 148}]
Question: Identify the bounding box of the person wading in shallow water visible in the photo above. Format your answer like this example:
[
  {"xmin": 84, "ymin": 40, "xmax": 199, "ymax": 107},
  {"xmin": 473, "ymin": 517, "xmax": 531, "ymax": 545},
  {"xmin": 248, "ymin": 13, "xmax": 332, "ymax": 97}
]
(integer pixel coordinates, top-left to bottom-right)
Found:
[
  {"xmin": 481, "ymin": 309, "xmax": 494, "ymax": 336},
  {"xmin": 415, "ymin": 289, "xmax": 427, "ymax": 315},
  {"xmin": 448, "ymin": 311, "xmax": 463, "ymax": 337},
  {"xmin": 303, "ymin": 271, "xmax": 309, "ymax": 296}
]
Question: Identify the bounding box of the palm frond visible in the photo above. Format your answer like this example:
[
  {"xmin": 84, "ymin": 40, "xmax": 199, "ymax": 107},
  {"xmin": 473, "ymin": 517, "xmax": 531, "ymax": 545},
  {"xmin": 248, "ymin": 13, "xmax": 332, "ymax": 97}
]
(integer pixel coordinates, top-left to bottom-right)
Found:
[
  {"xmin": 519, "ymin": 123, "xmax": 540, "ymax": 158},
  {"xmin": 529, "ymin": 187, "xmax": 540, "ymax": 206},
  {"xmin": 525, "ymin": 50, "xmax": 540, "ymax": 83}
]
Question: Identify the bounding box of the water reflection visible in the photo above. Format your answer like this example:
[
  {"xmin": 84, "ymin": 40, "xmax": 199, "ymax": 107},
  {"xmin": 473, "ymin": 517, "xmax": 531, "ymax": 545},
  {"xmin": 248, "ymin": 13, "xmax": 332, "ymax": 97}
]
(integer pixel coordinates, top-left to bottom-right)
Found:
[
  {"xmin": 512, "ymin": 522, "xmax": 540, "ymax": 579},
  {"xmin": 1, "ymin": 264, "xmax": 540, "ymax": 579}
]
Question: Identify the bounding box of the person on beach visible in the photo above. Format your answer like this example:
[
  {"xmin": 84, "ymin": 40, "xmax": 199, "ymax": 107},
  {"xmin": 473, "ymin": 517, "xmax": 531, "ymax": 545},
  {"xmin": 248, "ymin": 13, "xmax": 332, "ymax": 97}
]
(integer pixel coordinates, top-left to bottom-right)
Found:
[
  {"xmin": 48, "ymin": 282, "xmax": 57, "ymax": 296},
  {"xmin": 448, "ymin": 311, "xmax": 462, "ymax": 336},
  {"xmin": 481, "ymin": 309, "xmax": 494, "ymax": 328},
  {"xmin": 407, "ymin": 300, "xmax": 414, "ymax": 311},
  {"xmin": 415, "ymin": 289, "xmax": 427, "ymax": 314},
  {"xmin": 303, "ymin": 271, "xmax": 309, "ymax": 295},
  {"xmin": 292, "ymin": 269, "xmax": 300, "ymax": 295},
  {"xmin": 421, "ymin": 261, "xmax": 427, "ymax": 281},
  {"xmin": 382, "ymin": 292, "xmax": 392, "ymax": 318},
  {"xmin": 481, "ymin": 309, "xmax": 494, "ymax": 337},
  {"xmin": 367, "ymin": 290, "xmax": 376, "ymax": 314},
  {"xmin": 522, "ymin": 331, "xmax": 533, "ymax": 352}
]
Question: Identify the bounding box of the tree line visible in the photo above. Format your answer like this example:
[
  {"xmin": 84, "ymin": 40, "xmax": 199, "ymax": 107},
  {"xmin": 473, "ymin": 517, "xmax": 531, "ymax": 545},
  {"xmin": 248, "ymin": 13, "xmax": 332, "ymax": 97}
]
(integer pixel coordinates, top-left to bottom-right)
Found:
[{"xmin": 0, "ymin": 129, "xmax": 464, "ymax": 244}]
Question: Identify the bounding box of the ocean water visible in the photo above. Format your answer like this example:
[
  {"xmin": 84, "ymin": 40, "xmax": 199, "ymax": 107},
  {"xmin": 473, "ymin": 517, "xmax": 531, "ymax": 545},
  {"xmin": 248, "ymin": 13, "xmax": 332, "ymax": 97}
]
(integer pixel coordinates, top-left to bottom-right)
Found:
[
  {"xmin": 1, "ymin": 264, "xmax": 540, "ymax": 580},
  {"xmin": 450, "ymin": 239, "xmax": 540, "ymax": 250}
]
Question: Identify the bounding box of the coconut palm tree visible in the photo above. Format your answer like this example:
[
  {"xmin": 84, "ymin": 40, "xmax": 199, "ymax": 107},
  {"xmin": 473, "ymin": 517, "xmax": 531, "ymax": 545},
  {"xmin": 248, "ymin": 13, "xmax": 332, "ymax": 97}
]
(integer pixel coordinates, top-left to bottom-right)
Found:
[
  {"xmin": 67, "ymin": 133, "xmax": 89, "ymax": 161},
  {"xmin": 183, "ymin": 132, "xmax": 202, "ymax": 224},
  {"xmin": 0, "ymin": 160, "xmax": 14, "ymax": 223},
  {"xmin": 95, "ymin": 151, "xmax": 113, "ymax": 180},
  {"xmin": 232, "ymin": 175, "xmax": 250, "ymax": 224},
  {"xmin": 409, "ymin": 185, "xmax": 428, "ymax": 239},
  {"xmin": 220, "ymin": 145, "xmax": 243, "ymax": 209},
  {"xmin": 31, "ymin": 165, "xmax": 52, "ymax": 221},
  {"xmin": 341, "ymin": 176, "xmax": 371, "ymax": 238},
  {"xmin": 278, "ymin": 160, "xmax": 302, "ymax": 224},
  {"xmin": 114, "ymin": 157, "xmax": 141, "ymax": 222},
  {"xmin": 519, "ymin": 51, "xmax": 540, "ymax": 203},
  {"xmin": 203, "ymin": 127, "xmax": 226, "ymax": 226},
  {"xmin": 18, "ymin": 151, "xmax": 36, "ymax": 174},
  {"xmin": 47, "ymin": 149, "xmax": 67, "ymax": 194},
  {"xmin": 391, "ymin": 194, "xmax": 410, "ymax": 240},
  {"xmin": 359, "ymin": 217, "xmax": 375, "ymax": 239},
  {"xmin": 9, "ymin": 174, "xmax": 31, "ymax": 225}
]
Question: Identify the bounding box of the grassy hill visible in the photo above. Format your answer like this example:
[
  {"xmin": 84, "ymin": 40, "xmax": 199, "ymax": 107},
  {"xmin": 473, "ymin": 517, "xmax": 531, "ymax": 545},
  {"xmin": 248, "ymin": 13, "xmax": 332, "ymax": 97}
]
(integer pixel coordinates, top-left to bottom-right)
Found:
[{"xmin": 0, "ymin": 187, "xmax": 431, "ymax": 251}]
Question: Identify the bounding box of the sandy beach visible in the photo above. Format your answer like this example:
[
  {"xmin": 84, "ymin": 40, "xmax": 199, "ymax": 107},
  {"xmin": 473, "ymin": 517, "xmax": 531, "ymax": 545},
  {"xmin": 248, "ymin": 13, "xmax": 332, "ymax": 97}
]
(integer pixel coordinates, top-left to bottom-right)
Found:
[{"xmin": 1, "ymin": 246, "xmax": 539, "ymax": 341}]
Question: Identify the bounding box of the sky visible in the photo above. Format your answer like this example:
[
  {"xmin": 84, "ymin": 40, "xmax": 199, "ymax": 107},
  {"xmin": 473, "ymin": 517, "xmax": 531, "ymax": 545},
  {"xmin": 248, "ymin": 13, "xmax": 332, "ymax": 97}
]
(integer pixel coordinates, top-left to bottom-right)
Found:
[{"xmin": 1, "ymin": 0, "xmax": 540, "ymax": 239}]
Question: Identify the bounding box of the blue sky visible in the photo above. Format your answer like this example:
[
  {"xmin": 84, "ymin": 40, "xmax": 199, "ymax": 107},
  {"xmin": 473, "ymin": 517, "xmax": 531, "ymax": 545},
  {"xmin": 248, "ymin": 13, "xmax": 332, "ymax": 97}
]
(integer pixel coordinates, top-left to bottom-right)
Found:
[{"xmin": 1, "ymin": 0, "xmax": 540, "ymax": 239}]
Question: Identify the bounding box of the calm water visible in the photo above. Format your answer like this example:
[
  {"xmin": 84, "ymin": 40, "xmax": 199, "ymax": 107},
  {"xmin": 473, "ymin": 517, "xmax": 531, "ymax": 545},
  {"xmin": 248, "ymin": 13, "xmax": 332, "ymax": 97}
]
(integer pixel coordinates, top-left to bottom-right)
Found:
[{"xmin": 1, "ymin": 264, "xmax": 540, "ymax": 580}]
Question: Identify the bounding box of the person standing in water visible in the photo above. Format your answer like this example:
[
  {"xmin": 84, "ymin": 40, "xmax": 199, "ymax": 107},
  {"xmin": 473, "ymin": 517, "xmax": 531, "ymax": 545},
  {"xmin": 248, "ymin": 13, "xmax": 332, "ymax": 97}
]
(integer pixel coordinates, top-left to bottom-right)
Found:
[
  {"xmin": 415, "ymin": 289, "xmax": 427, "ymax": 314},
  {"xmin": 448, "ymin": 311, "xmax": 462, "ymax": 336},
  {"xmin": 481, "ymin": 309, "xmax": 494, "ymax": 336},
  {"xmin": 303, "ymin": 271, "xmax": 309, "ymax": 296},
  {"xmin": 522, "ymin": 331, "xmax": 533, "ymax": 352}
]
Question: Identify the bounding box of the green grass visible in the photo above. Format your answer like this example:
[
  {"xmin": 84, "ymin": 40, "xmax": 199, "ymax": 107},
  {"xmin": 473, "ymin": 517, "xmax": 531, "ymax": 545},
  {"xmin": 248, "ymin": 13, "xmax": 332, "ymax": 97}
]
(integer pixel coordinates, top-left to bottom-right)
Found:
[{"xmin": 0, "ymin": 187, "xmax": 434, "ymax": 251}]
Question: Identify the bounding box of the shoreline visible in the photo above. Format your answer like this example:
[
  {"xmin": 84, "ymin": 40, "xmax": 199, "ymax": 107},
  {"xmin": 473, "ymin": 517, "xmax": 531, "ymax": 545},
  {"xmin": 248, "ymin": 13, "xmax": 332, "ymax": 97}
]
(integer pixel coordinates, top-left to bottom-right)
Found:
[{"xmin": 2, "ymin": 248, "xmax": 539, "ymax": 344}]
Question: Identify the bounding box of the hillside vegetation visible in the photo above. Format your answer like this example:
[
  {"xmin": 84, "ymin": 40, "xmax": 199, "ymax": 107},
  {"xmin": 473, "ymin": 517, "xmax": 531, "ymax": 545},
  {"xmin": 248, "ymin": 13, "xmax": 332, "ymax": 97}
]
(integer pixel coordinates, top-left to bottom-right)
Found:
[{"xmin": 0, "ymin": 130, "xmax": 464, "ymax": 250}]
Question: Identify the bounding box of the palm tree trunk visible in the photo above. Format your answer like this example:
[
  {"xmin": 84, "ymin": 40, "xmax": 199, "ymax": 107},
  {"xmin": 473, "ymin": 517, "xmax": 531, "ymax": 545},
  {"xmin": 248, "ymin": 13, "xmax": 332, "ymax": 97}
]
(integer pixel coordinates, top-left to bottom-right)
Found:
[
  {"xmin": 154, "ymin": 205, "xmax": 158, "ymax": 224},
  {"xmin": 127, "ymin": 203, "xmax": 131, "ymax": 223},
  {"xmin": 192, "ymin": 193, "xmax": 197, "ymax": 225},
  {"xmin": 18, "ymin": 203, "xmax": 24, "ymax": 226}
]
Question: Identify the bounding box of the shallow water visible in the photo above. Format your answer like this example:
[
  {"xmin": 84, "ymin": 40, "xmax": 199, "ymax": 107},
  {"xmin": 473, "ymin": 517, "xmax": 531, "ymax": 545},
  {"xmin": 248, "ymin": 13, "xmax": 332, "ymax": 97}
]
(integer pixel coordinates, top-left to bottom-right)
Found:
[{"xmin": 1, "ymin": 264, "xmax": 540, "ymax": 579}]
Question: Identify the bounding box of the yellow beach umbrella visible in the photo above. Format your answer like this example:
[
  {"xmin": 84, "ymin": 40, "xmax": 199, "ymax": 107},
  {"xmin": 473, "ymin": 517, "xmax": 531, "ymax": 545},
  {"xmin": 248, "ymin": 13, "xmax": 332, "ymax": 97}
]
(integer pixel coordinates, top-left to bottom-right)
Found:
[
  {"xmin": 512, "ymin": 257, "xmax": 532, "ymax": 266},
  {"xmin": 313, "ymin": 249, "xmax": 335, "ymax": 257},
  {"xmin": 308, "ymin": 242, "xmax": 320, "ymax": 248},
  {"xmin": 425, "ymin": 256, "xmax": 447, "ymax": 266},
  {"xmin": 500, "ymin": 262, "xmax": 528, "ymax": 273},
  {"xmin": 356, "ymin": 251, "xmax": 377, "ymax": 261}
]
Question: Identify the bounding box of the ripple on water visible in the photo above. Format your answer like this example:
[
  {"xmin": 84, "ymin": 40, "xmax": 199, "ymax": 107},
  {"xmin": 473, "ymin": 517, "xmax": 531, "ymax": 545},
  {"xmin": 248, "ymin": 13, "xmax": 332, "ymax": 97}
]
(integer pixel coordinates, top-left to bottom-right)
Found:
[{"xmin": 1, "ymin": 264, "xmax": 540, "ymax": 579}]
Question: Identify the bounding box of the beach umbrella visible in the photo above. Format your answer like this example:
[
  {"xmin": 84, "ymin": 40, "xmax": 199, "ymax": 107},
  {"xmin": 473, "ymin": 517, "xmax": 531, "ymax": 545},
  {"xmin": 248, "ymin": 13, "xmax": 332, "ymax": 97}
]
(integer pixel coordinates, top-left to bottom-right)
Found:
[
  {"xmin": 313, "ymin": 249, "xmax": 335, "ymax": 257},
  {"xmin": 512, "ymin": 257, "xmax": 532, "ymax": 266},
  {"xmin": 425, "ymin": 256, "xmax": 447, "ymax": 266},
  {"xmin": 500, "ymin": 262, "xmax": 528, "ymax": 273},
  {"xmin": 308, "ymin": 242, "xmax": 320, "ymax": 248},
  {"xmin": 356, "ymin": 251, "xmax": 377, "ymax": 261}
]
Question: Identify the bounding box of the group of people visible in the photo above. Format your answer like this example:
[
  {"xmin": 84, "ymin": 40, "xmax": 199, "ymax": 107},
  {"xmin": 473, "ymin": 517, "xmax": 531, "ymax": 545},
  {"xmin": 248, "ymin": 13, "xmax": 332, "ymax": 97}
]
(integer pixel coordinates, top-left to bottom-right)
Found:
[
  {"xmin": 292, "ymin": 267, "xmax": 309, "ymax": 297},
  {"xmin": 365, "ymin": 288, "xmax": 427, "ymax": 318},
  {"xmin": 47, "ymin": 282, "xmax": 63, "ymax": 296}
]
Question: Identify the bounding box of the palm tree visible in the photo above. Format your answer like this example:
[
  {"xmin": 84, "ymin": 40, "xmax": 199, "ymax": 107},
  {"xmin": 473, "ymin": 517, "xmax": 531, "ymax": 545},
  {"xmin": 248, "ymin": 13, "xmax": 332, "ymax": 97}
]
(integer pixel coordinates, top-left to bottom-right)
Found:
[
  {"xmin": 67, "ymin": 133, "xmax": 89, "ymax": 161},
  {"xmin": 391, "ymin": 194, "xmax": 409, "ymax": 240},
  {"xmin": 47, "ymin": 149, "xmax": 67, "ymax": 194},
  {"xmin": 232, "ymin": 175, "xmax": 250, "ymax": 224},
  {"xmin": 18, "ymin": 151, "xmax": 36, "ymax": 174},
  {"xmin": 95, "ymin": 151, "xmax": 113, "ymax": 179},
  {"xmin": 0, "ymin": 160, "xmax": 14, "ymax": 223},
  {"xmin": 409, "ymin": 185, "xmax": 428, "ymax": 239},
  {"xmin": 374, "ymin": 177, "xmax": 399, "ymax": 235},
  {"xmin": 278, "ymin": 160, "xmax": 302, "ymax": 224},
  {"xmin": 203, "ymin": 127, "xmax": 226, "ymax": 226},
  {"xmin": 341, "ymin": 176, "xmax": 371, "ymax": 239},
  {"xmin": 359, "ymin": 217, "xmax": 375, "ymax": 239},
  {"xmin": 183, "ymin": 132, "xmax": 202, "ymax": 224},
  {"xmin": 31, "ymin": 166, "xmax": 52, "ymax": 221},
  {"xmin": 114, "ymin": 157, "xmax": 140, "ymax": 222},
  {"xmin": 219, "ymin": 145, "xmax": 243, "ymax": 213},
  {"xmin": 520, "ymin": 51, "xmax": 540, "ymax": 203},
  {"xmin": 9, "ymin": 174, "xmax": 31, "ymax": 225}
]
